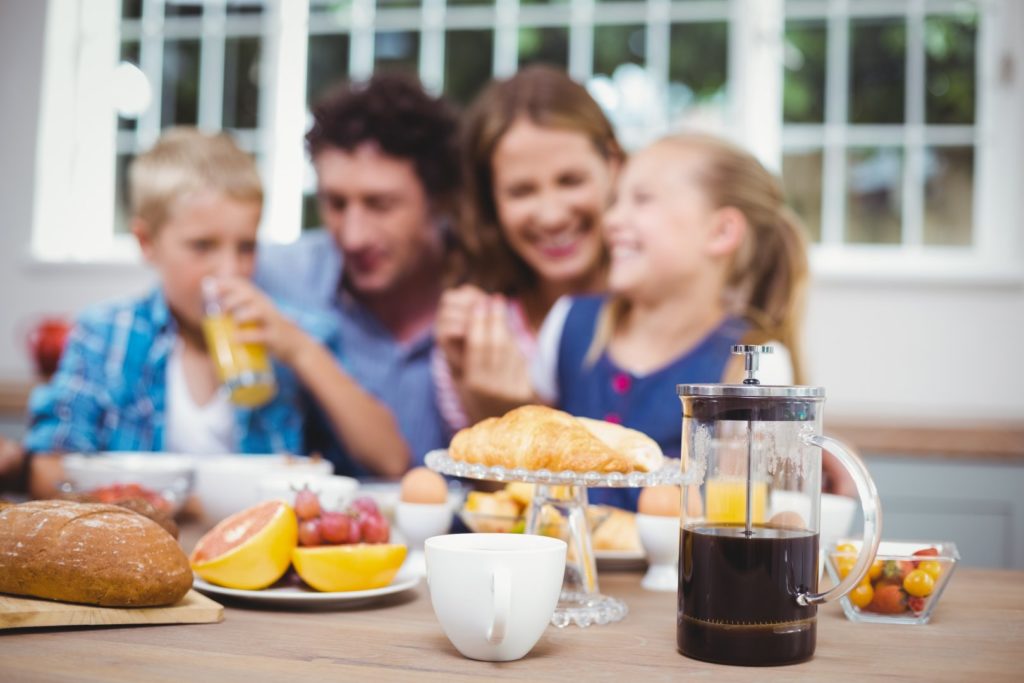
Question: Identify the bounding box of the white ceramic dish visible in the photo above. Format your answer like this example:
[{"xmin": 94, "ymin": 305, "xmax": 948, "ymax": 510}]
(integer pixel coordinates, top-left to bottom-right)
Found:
[
  {"xmin": 359, "ymin": 481, "xmax": 466, "ymax": 520},
  {"xmin": 191, "ymin": 454, "xmax": 333, "ymax": 523},
  {"xmin": 192, "ymin": 567, "xmax": 420, "ymax": 609}
]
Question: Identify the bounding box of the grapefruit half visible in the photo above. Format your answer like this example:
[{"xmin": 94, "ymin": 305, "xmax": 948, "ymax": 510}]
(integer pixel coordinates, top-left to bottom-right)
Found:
[
  {"xmin": 291, "ymin": 543, "xmax": 407, "ymax": 592},
  {"xmin": 190, "ymin": 499, "xmax": 298, "ymax": 590}
]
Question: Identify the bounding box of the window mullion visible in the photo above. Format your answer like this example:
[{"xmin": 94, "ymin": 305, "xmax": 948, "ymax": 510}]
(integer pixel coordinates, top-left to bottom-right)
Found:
[
  {"xmin": 902, "ymin": 0, "xmax": 926, "ymax": 249},
  {"xmin": 820, "ymin": 0, "xmax": 849, "ymax": 247},
  {"xmin": 646, "ymin": 0, "xmax": 670, "ymax": 113},
  {"xmin": 568, "ymin": 0, "xmax": 594, "ymax": 82},
  {"xmin": 420, "ymin": 0, "xmax": 445, "ymax": 94},
  {"xmin": 494, "ymin": 0, "xmax": 519, "ymax": 78},
  {"xmin": 137, "ymin": 0, "xmax": 166, "ymax": 149},
  {"xmin": 258, "ymin": 0, "xmax": 308, "ymax": 244},
  {"xmin": 198, "ymin": 0, "xmax": 226, "ymax": 130},
  {"xmin": 728, "ymin": 0, "xmax": 784, "ymax": 171},
  {"xmin": 350, "ymin": 0, "xmax": 375, "ymax": 79}
]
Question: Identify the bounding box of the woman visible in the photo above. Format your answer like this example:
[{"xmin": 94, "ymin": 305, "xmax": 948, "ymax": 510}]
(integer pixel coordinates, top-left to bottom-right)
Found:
[{"xmin": 434, "ymin": 65, "xmax": 623, "ymax": 431}]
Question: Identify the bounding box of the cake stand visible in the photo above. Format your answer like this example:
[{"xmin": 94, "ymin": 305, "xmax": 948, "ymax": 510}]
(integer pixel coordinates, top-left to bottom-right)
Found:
[{"xmin": 424, "ymin": 449, "xmax": 688, "ymax": 628}]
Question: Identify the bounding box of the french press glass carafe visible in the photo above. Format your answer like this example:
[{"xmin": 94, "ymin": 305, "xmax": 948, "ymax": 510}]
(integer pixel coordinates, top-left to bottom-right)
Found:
[{"xmin": 676, "ymin": 345, "xmax": 881, "ymax": 666}]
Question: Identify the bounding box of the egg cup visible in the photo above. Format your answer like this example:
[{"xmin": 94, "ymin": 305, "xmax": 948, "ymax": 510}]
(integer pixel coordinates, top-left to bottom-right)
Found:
[
  {"xmin": 635, "ymin": 513, "xmax": 680, "ymax": 592},
  {"xmin": 395, "ymin": 501, "xmax": 453, "ymax": 577}
]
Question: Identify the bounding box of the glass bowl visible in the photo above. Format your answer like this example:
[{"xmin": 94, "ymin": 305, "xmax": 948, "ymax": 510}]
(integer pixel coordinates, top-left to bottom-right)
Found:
[
  {"xmin": 459, "ymin": 503, "xmax": 615, "ymax": 538},
  {"xmin": 825, "ymin": 538, "xmax": 960, "ymax": 624},
  {"xmin": 61, "ymin": 452, "xmax": 195, "ymax": 515}
]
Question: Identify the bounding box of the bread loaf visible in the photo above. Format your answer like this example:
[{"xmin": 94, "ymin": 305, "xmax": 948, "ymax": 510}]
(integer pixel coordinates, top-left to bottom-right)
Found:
[
  {"xmin": 449, "ymin": 405, "xmax": 663, "ymax": 473},
  {"xmin": 0, "ymin": 500, "xmax": 192, "ymax": 607}
]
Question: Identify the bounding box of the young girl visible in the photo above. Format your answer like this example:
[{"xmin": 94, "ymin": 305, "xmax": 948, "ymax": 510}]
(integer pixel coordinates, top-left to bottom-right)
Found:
[
  {"xmin": 434, "ymin": 65, "xmax": 622, "ymax": 431},
  {"xmin": 533, "ymin": 133, "xmax": 810, "ymax": 511}
]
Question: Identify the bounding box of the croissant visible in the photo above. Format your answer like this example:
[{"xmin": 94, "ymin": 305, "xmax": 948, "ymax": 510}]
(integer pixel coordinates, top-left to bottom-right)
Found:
[{"xmin": 449, "ymin": 405, "xmax": 663, "ymax": 473}]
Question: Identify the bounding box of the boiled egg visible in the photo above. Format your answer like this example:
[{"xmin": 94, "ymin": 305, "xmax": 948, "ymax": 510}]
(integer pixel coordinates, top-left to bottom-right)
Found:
[
  {"xmin": 637, "ymin": 485, "xmax": 682, "ymax": 517},
  {"xmin": 399, "ymin": 467, "xmax": 448, "ymax": 504}
]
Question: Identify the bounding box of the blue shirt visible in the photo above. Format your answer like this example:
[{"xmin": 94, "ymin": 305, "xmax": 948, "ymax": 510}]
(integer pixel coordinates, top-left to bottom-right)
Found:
[
  {"xmin": 255, "ymin": 230, "xmax": 446, "ymax": 476},
  {"xmin": 24, "ymin": 288, "xmax": 336, "ymax": 456},
  {"xmin": 556, "ymin": 296, "xmax": 748, "ymax": 511}
]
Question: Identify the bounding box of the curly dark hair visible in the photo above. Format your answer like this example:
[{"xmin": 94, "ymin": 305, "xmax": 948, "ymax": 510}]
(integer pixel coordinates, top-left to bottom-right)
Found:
[{"xmin": 305, "ymin": 74, "xmax": 461, "ymax": 210}]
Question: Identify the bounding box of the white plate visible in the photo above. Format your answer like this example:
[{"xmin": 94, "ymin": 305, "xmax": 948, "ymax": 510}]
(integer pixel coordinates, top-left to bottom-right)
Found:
[{"xmin": 192, "ymin": 567, "xmax": 421, "ymax": 609}]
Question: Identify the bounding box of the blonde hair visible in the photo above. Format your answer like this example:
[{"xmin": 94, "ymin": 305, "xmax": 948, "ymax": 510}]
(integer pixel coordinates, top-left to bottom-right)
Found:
[
  {"xmin": 129, "ymin": 127, "xmax": 263, "ymax": 232},
  {"xmin": 588, "ymin": 133, "xmax": 810, "ymax": 383},
  {"xmin": 448, "ymin": 65, "xmax": 623, "ymax": 293}
]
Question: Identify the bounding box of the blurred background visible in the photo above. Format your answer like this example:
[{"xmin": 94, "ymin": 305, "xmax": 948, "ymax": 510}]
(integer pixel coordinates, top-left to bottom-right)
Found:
[{"xmin": 0, "ymin": 0, "xmax": 1022, "ymax": 565}]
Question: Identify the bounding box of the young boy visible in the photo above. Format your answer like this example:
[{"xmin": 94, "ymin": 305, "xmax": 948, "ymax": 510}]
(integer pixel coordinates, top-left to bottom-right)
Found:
[{"xmin": 25, "ymin": 128, "xmax": 409, "ymax": 497}]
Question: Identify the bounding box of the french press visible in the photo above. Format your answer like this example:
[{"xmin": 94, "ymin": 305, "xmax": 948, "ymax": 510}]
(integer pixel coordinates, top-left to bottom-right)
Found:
[{"xmin": 676, "ymin": 345, "xmax": 881, "ymax": 666}]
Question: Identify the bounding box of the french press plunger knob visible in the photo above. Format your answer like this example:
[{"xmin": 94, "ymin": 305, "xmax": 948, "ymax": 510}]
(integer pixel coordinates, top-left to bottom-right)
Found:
[{"xmin": 731, "ymin": 344, "xmax": 773, "ymax": 385}]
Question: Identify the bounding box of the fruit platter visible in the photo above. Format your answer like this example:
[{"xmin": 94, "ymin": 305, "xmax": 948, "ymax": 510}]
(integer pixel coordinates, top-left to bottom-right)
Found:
[{"xmin": 190, "ymin": 488, "xmax": 416, "ymax": 608}]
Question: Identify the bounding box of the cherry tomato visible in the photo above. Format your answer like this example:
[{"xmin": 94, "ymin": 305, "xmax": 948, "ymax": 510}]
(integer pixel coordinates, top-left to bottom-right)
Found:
[
  {"xmin": 918, "ymin": 560, "xmax": 943, "ymax": 581},
  {"xmin": 868, "ymin": 559, "xmax": 883, "ymax": 581},
  {"xmin": 836, "ymin": 543, "xmax": 857, "ymax": 555},
  {"xmin": 913, "ymin": 547, "xmax": 939, "ymax": 567},
  {"xmin": 903, "ymin": 569, "xmax": 936, "ymax": 597},
  {"xmin": 908, "ymin": 596, "xmax": 927, "ymax": 613},
  {"xmin": 849, "ymin": 582, "xmax": 874, "ymax": 609},
  {"xmin": 835, "ymin": 556, "xmax": 856, "ymax": 579}
]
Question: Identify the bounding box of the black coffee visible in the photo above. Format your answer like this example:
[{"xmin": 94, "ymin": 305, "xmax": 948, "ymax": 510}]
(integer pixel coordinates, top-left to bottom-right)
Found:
[{"xmin": 677, "ymin": 525, "xmax": 819, "ymax": 666}]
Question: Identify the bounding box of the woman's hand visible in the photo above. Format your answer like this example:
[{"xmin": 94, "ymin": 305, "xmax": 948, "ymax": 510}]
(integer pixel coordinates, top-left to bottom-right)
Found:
[
  {"xmin": 435, "ymin": 284, "xmax": 489, "ymax": 380},
  {"xmin": 459, "ymin": 295, "xmax": 536, "ymax": 415},
  {"xmin": 214, "ymin": 277, "xmax": 311, "ymax": 367}
]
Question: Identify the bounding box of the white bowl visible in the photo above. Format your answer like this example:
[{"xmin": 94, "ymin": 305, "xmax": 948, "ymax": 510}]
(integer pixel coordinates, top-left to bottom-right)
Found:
[
  {"xmin": 61, "ymin": 452, "xmax": 195, "ymax": 513},
  {"xmin": 396, "ymin": 501, "xmax": 453, "ymax": 577},
  {"xmin": 635, "ymin": 513, "xmax": 680, "ymax": 592},
  {"xmin": 191, "ymin": 454, "xmax": 333, "ymax": 522},
  {"xmin": 358, "ymin": 481, "xmax": 466, "ymax": 521},
  {"xmin": 257, "ymin": 473, "xmax": 359, "ymax": 512}
]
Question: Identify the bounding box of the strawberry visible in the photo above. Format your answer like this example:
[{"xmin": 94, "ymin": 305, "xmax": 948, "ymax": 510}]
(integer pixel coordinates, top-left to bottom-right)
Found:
[{"xmin": 867, "ymin": 584, "xmax": 907, "ymax": 614}]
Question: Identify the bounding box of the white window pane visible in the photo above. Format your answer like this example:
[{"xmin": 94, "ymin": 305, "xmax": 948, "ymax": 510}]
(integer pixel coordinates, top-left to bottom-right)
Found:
[
  {"xmin": 845, "ymin": 147, "xmax": 903, "ymax": 245},
  {"xmin": 445, "ymin": 29, "xmax": 494, "ymax": 105},
  {"xmin": 924, "ymin": 146, "xmax": 973, "ymax": 246},
  {"xmin": 783, "ymin": 20, "xmax": 825, "ymax": 124},
  {"xmin": 849, "ymin": 18, "xmax": 906, "ymax": 124},
  {"xmin": 223, "ymin": 36, "xmax": 262, "ymax": 129},
  {"xmin": 519, "ymin": 26, "xmax": 568, "ymax": 70},
  {"xmin": 162, "ymin": 39, "xmax": 201, "ymax": 127},
  {"xmin": 925, "ymin": 14, "xmax": 976, "ymax": 126},
  {"xmin": 593, "ymin": 24, "xmax": 644, "ymax": 77},
  {"xmin": 782, "ymin": 149, "xmax": 824, "ymax": 243}
]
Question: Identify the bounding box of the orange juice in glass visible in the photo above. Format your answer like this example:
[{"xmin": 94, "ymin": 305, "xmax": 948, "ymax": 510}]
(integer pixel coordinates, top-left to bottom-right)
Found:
[
  {"xmin": 705, "ymin": 478, "xmax": 767, "ymax": 525},
  {"xmin": 201, "ymin": 279, "xmax": 276, "ymax": 408}
]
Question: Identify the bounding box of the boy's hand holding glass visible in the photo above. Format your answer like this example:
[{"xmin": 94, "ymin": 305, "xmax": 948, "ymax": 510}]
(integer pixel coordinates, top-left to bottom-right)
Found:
[{"xmin": 201, "ymin": 277, "xmax": 298, "ymax": 408}]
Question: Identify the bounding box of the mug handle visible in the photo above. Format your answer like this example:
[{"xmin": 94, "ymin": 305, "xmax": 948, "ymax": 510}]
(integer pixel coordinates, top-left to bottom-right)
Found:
[
  {"xmin": 796, "ymin": 433, "xmax": 883, "ymax": 606},
  {"xmin": 486, "ymin": 566, "xmax": 511, "ymax": 644}
]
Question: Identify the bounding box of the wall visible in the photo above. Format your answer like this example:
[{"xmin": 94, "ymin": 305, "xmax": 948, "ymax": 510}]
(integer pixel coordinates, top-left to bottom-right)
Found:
[
  {"xmin": 0, "ymin": 0, "xmax": 154, "ymax": 391},
  {"xmin": 0, "ymin": 0, "xmax": 1022, "ymax": 424}
]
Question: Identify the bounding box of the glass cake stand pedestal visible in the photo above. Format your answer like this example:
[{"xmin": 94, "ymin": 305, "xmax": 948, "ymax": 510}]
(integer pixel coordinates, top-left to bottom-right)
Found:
[{"xmin": 425, "ymin": 449, "xmax": 687, "ymax": 628}]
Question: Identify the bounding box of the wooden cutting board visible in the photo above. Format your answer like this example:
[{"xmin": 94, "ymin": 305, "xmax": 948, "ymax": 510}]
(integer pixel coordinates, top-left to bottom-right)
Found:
[{"xmin": 0, "ymin": 589, "xmax": 223, "ymax": 630}]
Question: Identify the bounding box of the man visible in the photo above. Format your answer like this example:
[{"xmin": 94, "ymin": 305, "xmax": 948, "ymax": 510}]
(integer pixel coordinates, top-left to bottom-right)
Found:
[{"xmin": 256, "ymin": 74, "xmax": 461, "ymax": 477}]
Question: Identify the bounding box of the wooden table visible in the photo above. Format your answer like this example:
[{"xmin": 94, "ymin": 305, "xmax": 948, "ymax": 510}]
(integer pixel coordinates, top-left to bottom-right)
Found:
[{"xmin": 1, "ymin": 563, "xmax": 1021, "ymax": 682}]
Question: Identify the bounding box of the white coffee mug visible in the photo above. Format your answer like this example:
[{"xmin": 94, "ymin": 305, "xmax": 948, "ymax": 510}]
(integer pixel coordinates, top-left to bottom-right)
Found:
[{"xmin": 425, "ymin": 533, "xmax": 567, "ymax": 662}]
